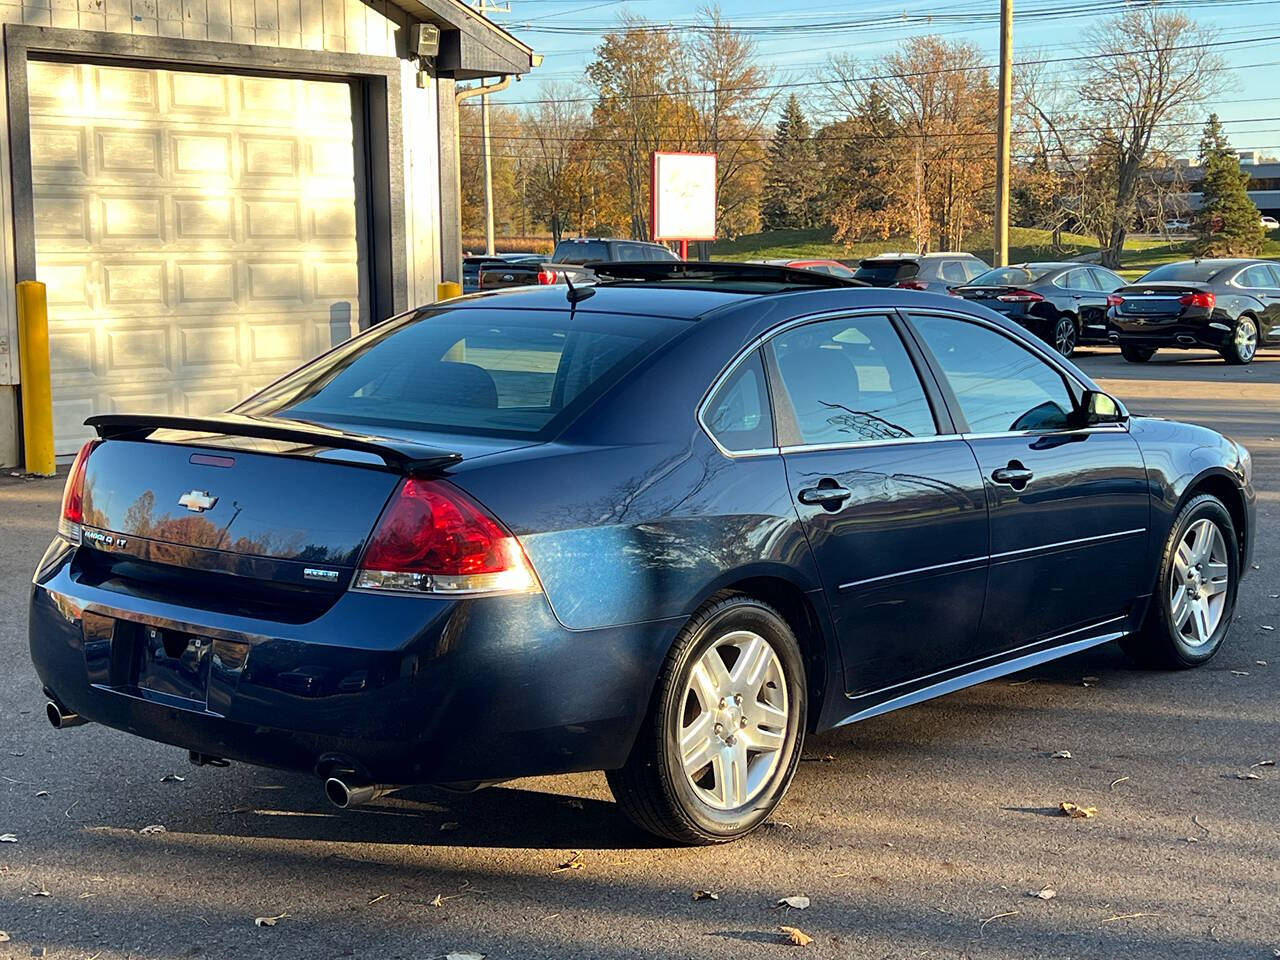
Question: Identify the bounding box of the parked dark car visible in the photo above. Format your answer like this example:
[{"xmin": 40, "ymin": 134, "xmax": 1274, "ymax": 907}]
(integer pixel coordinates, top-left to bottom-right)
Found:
[
  {"xmin": 477, "ymin": 256, "xmax": 551, "ymax": 291},
  {"xmin": 462, "ymin": 253, "xmax": 541, "ymax": 293},
  {"xmin": 751, "ymin": 258, "xmax": 857, "ymax": 278},
  {"xmin": 552, "ymin": 237, "xmax": 680, "ymax": 264},
  {"xmin": 852, "ymin": 252, "xmax": 989, "ymax": 292},
  {"xmin": 952, "ymin": 262, "xmax": 1127, "ymax": 357},
  {"xmin": 1108, "ymin": 258, "xmax": 1280, "ymax": 364},
  {"xmin": 32, "ymin": 262, "xmax": 1254, "ymax": 845}
]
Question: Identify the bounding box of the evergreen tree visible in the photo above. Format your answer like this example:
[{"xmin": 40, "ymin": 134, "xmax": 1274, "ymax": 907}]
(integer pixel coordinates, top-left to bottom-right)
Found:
[
  {"xmin": 761, "ymin": 94, "xmax": 818, "ymax": 230},
  {"xmin": 1194, "ymin": 113, "xmax": 1264, "ymax": 256}
]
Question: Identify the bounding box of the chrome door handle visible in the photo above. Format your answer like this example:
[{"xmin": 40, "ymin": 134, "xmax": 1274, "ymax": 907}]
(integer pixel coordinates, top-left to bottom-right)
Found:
[
  {"xmin": 798, "ymin": 484, "xmax": 852, "ymax": 506},
  {"xmin": 991, "ymin": 464, "xmax": 1034, "ymax": 489}
]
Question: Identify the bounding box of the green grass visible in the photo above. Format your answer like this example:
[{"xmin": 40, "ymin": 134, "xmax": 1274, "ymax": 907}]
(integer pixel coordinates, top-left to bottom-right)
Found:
[
  {"xmin": 712, "ymin": 228, "xmax": 1280, "ymax": 280},
  {"xmin": 710, "ymin": 226, "xmax": 1101, "ymax": 264}
]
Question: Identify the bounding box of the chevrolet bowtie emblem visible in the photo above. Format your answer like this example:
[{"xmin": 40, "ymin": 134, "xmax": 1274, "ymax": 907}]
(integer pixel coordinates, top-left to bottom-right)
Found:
[{"xmin": 178, "ymin": 489, "xmax": 218, "ymax": 513}]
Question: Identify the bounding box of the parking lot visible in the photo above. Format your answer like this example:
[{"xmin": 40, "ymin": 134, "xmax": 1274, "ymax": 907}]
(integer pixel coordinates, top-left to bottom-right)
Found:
[{"xmin": 0, "ymin": 348, "xmax": 1276, "ymax": 960}]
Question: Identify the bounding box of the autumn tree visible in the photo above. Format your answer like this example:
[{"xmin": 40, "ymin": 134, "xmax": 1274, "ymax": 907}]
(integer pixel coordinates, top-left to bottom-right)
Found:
[
  {"xmin": 761, "ymin": 95, "xmax": 817, "ymax": 230},
  {"xmin": 826, "ymin": 36, "xmax": 994, "ymax": 251},
  {"xmin": 458, "ymin": 99, "xmax": 522, "ymax": 245},
  {"xmin": 1194, "ymin": 114, "xmax": 1264, "ymax": 256}
]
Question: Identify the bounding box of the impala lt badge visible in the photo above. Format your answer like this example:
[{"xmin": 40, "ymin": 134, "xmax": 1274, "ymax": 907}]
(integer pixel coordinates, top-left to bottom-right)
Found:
[{"xmin": 178, "ymin": 490, "xmax": 218, "ymax": 513}]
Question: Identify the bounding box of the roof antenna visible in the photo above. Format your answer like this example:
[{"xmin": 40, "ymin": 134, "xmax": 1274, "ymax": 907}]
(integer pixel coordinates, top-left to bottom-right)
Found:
[{"xmin": 563, "ymin": 268, "xmax": 595, "ymax": 305}]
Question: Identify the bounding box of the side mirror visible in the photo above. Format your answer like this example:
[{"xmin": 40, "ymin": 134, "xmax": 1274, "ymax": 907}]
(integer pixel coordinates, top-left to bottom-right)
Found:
[{"xmin": 1075, "ymin": 389, "xmax": 1127, "ymax": 427}]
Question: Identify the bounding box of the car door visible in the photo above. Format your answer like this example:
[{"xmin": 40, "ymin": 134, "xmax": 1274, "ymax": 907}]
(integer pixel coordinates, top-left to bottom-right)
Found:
[
  {"xmin": 1256, "ymin": 264, "xmax": 1280, "ymax": 343},
  {"xmin": 906, "ymin": 311, "xmax": 1151, "ymax": 653},
  {"xmin": 1062, "ymin": 268, "xmax": 1108, "ymax": 338},
  {"xmin": 766, "ymin": 312, "xmax": 990, "ymax": 697}
]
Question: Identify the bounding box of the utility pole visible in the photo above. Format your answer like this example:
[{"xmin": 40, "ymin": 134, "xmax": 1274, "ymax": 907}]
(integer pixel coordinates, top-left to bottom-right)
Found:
[
  {"xmin": 993, "ymin": 0, "xmax": 1013, "ymax": 267},
  {"xmin": 473, "ymin": 0, "xmax": 510, "ymax": 256}
]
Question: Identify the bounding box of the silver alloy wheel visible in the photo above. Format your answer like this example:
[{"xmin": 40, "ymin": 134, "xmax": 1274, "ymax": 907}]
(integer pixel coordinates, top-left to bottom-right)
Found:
[
  {"xmin": 1235, "ymin": 318, "xmax": 1258, "ymax": 361},
  {"xmin": 1169, "ymin": 518, "xmax": 1230, "ymax": 647},
  {"xmin": 1055, "ymin": 318, "xmax": 1076, "ymax": 356},
  {"xmin": 678, "ymin": 630, "xmax": 789, "ymax": 810}
]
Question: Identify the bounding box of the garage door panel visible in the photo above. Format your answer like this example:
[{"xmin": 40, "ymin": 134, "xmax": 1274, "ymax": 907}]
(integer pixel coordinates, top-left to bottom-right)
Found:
[{"xmin": 32, "ymin": 60, "xmax": 367, "ymax": 453}]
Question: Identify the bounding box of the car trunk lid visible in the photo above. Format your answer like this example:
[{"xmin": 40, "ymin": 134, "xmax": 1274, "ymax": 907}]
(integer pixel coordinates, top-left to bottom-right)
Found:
[{"xmin": 1112, "ymin": 280, "xmax": 1211, "ymax": 319}]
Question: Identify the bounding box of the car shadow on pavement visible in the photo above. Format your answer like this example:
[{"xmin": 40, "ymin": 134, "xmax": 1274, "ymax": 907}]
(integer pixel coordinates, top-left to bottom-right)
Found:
[{"xmin": 189, "ymin": 778, "xmax": 671, "ymax": 851}]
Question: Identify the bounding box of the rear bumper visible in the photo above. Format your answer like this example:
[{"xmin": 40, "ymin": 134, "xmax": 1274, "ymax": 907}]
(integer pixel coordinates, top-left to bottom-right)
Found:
[
  {"xmin": 1109, "ymin": 317, "xmax": 1228, "ymax": 350},
  {"xmin": 29, "ymin": 543, "xmax": 678, "ymax": 785}
]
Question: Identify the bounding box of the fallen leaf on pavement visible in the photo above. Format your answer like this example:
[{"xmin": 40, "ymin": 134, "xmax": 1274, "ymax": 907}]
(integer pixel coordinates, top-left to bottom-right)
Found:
[
  {"xmin": 139, "ymin": 824, "xmax": 166, "ymax": 835},
  {"xmin": 554, "ymin": 851, "xmax": 584, "ymax": 872},
  {"xmin": 1059, "ymin": 802, "xmax": 1097, "ymax": 819},
  {"xmin": 0, "ymin": 834, "xmax": 16, "ymax": 842},
  {"xmin": 777, "ymin": 896, "xmax": 810, "ymax": 909},
  {"xmin": 1251, "ymin": 760, "xmax": 1276, "ymax": 768},
  {"xmin": 0, "ymin": 931, "xmax": 9, "ymax": 942},
  {"xmin": 1050, "ymin": 750, "xmax": 1072, "ymax": 760},
  {"xmin": 1237, "ymin": 772, "xmax": 1262, "ymax": 780},
  {"xmin": 367, "ymin": 894, "xmax": 388, "ymax": 906},
  {"xmin": 779, "ymin": 925, "xmax": 813, "ymax": 946},
  {"xmin": 1101, "ymin": 911, "xmax": 1159, "ymax": 923},
  {"xmin": 444, "ymin": 953, "xmax": 486, "ymax": 960},
  {"xmin": 32, "ymin": 883, "xmax": 50, "ymax": 897},
  {"xmin": 35, "ymin": 791, "xmax": 49, "ymax": 798},
  {"xmin": 1258, "ymin": 661, "xmax": 1269, "ymax": 666},
  {"xmin": 439, "ymin": 822, "xmax": 459, "ymax": 832},
  {"xmin": 980, "ymin": 910, "xmax": 1018, "ymax": 931},
  {"xmin": 1231, "ymin": 670, "xmax": 1250, "ymax": 676},
  {"xmin": 692, "ymin": 889, "xmax": 718, "ymax": 901},
  {"xmin": 1029, "ymin": 887, "xmax": 1056, "ymax": 900},
  {"xmin": 1262, "ymin": 625, "xmax": 1275, "ymax": 631},
  {"xmin": 254, "ymin": 913, "xmax": 287, "ymax": 927},
  {"xmin": 1109, "ymin": 776, "xmax": 1130, "ymax": 790},
  {"xmin": 159, "ymin": 774, "xmax": 185, "ymax": 783}
]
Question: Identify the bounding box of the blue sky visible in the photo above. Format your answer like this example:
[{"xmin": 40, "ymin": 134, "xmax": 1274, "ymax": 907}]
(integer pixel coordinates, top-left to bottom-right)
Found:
[{"xmin": 484, "ymin": 0, "xmax": 1280, "ymax": 158}]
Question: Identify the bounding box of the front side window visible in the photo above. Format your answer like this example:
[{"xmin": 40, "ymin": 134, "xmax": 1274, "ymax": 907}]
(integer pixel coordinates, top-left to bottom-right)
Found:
[
  {"xmin": 703, "ymin": 349, "xmax": 773, "ymax": 451},
  {"xmin": 1090, "ymin": 268, "xmax": 1125, "ymax": 291},
  {"xmin": 766, "ymin": 315, "xmax": 938, "ymax": 446},
  {"xmin": 911, "ymin": 315, "xmax": 1076, "ymax": 433}
]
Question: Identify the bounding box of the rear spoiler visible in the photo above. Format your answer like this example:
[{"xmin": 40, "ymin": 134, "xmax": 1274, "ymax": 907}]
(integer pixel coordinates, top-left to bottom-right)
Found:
[{"xmin": 86, "ymin": 413, "xmax": 462, "ymax": 474}]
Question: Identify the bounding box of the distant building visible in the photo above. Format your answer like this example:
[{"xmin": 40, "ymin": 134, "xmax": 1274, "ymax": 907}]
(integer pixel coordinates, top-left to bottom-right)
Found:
[{"xmin": 1170, "ymin": 158, "xmax": 1280, "ymax": 216}]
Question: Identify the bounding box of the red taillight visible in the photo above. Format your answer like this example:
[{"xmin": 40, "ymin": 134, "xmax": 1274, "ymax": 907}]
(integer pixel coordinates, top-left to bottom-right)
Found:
[
  {"xmin": 895, "ymin": 279, "xmax": 928, "ymax": 290},
  {"xmin": 537, "ymin": 268, "xmax": 557, "ymax": 285},
  {"xmin": 58, "ymin": 440, "xmax": 98, "ymax": 541},
  {"xmin": 1106, "ymin": 294, "xmax": 1125, "ymax": 308},
  {"xmin": 356, "ymin": 478, "xmax": 538, "ymax": 595},
  {"xmin": 996, "ymin": 289, "xmax": 1044, "ymax": 303},
  {"xmin": 1178, "ymin": 291, "xmax": 1215, "ymax": 309}
]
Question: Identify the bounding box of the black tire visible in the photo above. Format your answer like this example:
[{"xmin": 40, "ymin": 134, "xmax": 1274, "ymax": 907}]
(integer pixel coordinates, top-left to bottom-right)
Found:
[
  {"xmin": 1052, "ymin": 315, "xmax": 1078, "ymax": 357},
  {"xmin": 1219, "ymin": 316, "xmax": 1258, "ymax": 365},
  {"xmin": 1121, "ymin": 494, "xmax": 1239, "ymax": 669},
  {"xmin": 606, "ymin": 594, "xmax": 807, "ymax": 844},
  {"xmin": 1120, "ymin": 345, "xmax": 1155, "ymax": 363}
]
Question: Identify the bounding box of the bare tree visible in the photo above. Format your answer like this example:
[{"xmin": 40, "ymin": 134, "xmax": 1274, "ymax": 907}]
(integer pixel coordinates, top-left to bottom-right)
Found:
[
  {"xmin": 523, "ymin": 81, "xmax": 591, "ymax": 243},
  {"xmin": 1073, "ymin": 7, "xmax": 1225, "ymax": 267}
]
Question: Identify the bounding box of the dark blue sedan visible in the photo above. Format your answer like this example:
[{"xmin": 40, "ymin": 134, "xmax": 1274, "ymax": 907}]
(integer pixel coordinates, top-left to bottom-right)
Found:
[{"xmin": 30, "ymin": 263, "xmax": 1255, "ymax": 844}]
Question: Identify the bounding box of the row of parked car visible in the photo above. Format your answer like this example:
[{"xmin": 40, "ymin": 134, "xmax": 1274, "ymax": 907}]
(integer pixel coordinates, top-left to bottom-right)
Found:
[{"xmin": 463, "ymin": 242, "xmax": 1278, "ymax": 365}]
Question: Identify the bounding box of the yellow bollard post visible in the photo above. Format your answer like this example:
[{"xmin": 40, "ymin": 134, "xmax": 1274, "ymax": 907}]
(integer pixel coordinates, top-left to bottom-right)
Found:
[
  {"xmin": 16, "ymin": 280, "xmax": 55, "ymax": 476},
  {"xmin": 437, "ymin": 281, "xmax": 462, "ymax": 302}
]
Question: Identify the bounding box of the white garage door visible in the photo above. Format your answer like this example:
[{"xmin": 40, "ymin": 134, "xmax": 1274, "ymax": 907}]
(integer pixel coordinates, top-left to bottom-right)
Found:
[{"xmin": 27, "ymin": 60, "xmax": 369, "ymax": 454}]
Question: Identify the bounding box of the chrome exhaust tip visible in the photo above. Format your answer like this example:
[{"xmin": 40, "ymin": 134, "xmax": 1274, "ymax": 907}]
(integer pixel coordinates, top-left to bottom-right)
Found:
[
  {"xmin": 46, "ymin": 701, "xmax": 87, "ymax": 729},
  {"xmin": 324, "ymin": 776, "xmax": 393, "ymax": 809}
]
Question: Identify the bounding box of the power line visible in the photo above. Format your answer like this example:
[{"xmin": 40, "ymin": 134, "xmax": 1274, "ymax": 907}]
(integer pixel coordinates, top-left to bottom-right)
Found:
[{"xmin": 470, "ymin": 32, "xmax": 1280, "ymax": 107}]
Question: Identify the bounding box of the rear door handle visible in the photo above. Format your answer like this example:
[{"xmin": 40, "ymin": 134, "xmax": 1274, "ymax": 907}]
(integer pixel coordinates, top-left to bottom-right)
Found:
[
  {"xmin": 798, "ymin": 483, "xmax": 852, "ymax": 506},
  {"xmin": 991, "ymin": 464, "xmax": 1034, "ymax": 488}
]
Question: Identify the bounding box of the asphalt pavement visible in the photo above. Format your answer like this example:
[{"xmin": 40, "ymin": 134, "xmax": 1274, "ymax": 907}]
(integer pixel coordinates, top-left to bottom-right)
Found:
[{"xmin": 0, "ymin": 348, "xmax": 1277, "ymax": 960}]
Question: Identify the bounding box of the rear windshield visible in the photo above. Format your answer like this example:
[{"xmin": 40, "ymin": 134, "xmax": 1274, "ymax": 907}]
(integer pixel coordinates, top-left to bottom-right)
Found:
[
  {"xmin": 853, "ymin": 260, "xmax": 918, "ymax": 284},
  {"xmin": 237, "ymin": 309, "xmax": 685, "ymax": 439},
  {"xmin": 1138, "ymin": 262, "xmax": 1223, "ymax": 282},
  {"xmin": 969, "ymin": 265, "xmax": 1055, "ymax": 286},
  {"xmin": 553, "ymin": 240, "xmax": 610, "ymax": 264}
]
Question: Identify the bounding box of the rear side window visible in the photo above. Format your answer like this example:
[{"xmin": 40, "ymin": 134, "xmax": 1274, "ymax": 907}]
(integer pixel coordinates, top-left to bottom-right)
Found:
[
  {"xmin": 703, "ymin": 349, "xmax": 774, "ymax": 452},
  {"xmin": 972, "ymin": 266, "xmax": 1051, "ymax": 286},
  {"xmin": 911, "ymin": 315, "xmax": 1075, "ymax": 433},
  {"xmin": 939, "ymin": 260, "xmax": 969, "ymax": 283},
  {"xmin": 766, "ymin": 315, "xmax": 938, "ymax": 446},
  {"xmin": 238, "ymin": 310, "xmax": 684, "ymax": 439},
  {"xmin": 1236, "ymin": 264, "xmax": 1273, "ymax": 288}
]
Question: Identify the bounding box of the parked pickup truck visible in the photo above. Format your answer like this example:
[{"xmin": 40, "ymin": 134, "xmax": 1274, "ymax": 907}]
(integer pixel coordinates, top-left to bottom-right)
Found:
[{"xmin": 479, "ymin": 238, "xmax": 680, "ymax": 291}]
